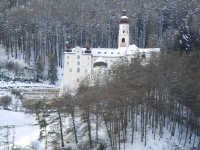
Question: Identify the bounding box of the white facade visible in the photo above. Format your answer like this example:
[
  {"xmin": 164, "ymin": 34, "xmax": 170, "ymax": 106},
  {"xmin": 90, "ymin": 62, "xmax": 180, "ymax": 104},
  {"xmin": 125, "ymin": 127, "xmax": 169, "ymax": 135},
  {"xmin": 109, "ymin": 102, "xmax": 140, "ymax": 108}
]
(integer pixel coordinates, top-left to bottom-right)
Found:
[
  {"xmin": 60, "ymin": 11, "xmax": 160, "ymax": 94},
  {"xmin": 61, "ymin": 47, "xmax": 92, "ymax": 92}
]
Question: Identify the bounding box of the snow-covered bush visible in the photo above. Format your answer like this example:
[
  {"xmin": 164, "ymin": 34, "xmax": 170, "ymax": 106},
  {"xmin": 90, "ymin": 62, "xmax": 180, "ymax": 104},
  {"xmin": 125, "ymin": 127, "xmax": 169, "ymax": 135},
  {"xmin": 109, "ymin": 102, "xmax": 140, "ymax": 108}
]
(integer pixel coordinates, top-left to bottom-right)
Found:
[
  {"xmin": 5, "ymin": 61, "xmax": 22, "ymax": 75},
  {"xmin": 5, "ymin": 61, "xmax": 15, "ymax": 71},
  {"xmin": 11, "ymin": 89, "xmax": 22, "ymax": 97},
  {"xmin": 0, "ymin": 95, "xmax": 12, "ymax": 109},
  {"xmin": 97, "ymin": 143, "xmax": 107, "ymax": 150}
]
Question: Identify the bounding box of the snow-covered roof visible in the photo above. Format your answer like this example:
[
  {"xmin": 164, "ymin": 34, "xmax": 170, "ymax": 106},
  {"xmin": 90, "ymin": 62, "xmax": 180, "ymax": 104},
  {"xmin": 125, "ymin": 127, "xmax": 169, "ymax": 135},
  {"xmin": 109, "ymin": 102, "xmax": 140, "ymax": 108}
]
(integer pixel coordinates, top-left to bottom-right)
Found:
[
  {"xmin": 91, "ymin": 48, "xmax": 126, "ymax": 57},
  {"xmin": 65, "ymin": 45, "xmax": 160, "ymax": 57},
  {"xmin": 139, "ymin": 48, "xmax": 160, "ymax": 53},
  {"xmin": 127, "ymin": 44, "xmax": 138, "ymax": 50}
]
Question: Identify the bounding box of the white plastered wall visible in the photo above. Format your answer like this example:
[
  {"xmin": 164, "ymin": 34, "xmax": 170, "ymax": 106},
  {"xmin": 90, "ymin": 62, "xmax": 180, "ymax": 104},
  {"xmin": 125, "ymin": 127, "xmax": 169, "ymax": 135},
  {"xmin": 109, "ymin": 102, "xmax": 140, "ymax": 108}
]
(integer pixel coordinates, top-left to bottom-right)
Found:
[
  {"xmin": 118, "ymin": 23, "xmax": 130, "ymax": 48},
  {"xmin": 61, "ymin": 47, "xmax": 92, "ymax": 94}
]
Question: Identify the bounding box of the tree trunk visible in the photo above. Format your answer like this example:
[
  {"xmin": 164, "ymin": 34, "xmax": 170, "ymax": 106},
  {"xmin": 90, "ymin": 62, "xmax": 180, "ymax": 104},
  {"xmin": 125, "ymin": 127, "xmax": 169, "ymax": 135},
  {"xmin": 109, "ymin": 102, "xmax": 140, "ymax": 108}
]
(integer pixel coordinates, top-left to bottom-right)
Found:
[
  {"xmin": 72, "ymin": 110, "xmax": 78, "ymax": 145},
  {"xmin": 86, "ymin": 111, "xmax": 92, "ymax": 149},
  {"xmin": 57, "ymin": 111, "xmax": 64, "ymax": 148}
]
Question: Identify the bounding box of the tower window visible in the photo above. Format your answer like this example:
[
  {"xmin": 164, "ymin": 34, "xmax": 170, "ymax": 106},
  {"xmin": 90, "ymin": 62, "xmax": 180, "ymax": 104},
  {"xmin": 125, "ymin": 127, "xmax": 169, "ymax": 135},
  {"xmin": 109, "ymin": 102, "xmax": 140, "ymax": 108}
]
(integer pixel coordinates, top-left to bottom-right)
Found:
[
  {"xmin": 77, "ymin": 68, "xmax": 80, "ymax": 73},
  {"xmin": 123, "ymin": 30, "xmax": 125, "ymax": 33},
  {"xmin": 122, "ymin": 38, "xmax": 125, "ymax": 43}
]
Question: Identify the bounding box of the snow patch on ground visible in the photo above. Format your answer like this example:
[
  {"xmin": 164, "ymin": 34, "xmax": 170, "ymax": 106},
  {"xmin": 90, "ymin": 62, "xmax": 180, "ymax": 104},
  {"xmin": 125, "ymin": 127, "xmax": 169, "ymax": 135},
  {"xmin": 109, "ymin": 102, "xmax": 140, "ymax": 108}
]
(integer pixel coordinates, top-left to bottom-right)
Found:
[
  {"xmin": 123, "ymin": 130, "xmax": 189, "ymax": 150},
  {"xmin": 121, "ymin": 120, "xmax": 198, "ymax": 150},
  {"xmin": 0, "ymin": 81, "xmax": 56, "ymax": 89},
  {"xmin": 63, "ymin": 114, "xmax": 198, "ymax": 150},
  {"xmin": 0, "ymin": 110, "xmax": 40, "ymax": 148}
]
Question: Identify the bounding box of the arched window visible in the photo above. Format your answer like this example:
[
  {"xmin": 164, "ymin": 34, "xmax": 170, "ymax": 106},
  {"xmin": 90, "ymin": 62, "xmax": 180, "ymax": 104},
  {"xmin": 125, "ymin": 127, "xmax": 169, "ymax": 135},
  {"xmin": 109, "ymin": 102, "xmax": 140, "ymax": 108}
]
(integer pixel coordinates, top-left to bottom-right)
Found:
[
  {"xmin": 122, "ymin": 38, "xmax": 125, "ymax": 43},
  {"xmin": 93, "ymin": 62, "xmax": 107, "ymax": 68}
]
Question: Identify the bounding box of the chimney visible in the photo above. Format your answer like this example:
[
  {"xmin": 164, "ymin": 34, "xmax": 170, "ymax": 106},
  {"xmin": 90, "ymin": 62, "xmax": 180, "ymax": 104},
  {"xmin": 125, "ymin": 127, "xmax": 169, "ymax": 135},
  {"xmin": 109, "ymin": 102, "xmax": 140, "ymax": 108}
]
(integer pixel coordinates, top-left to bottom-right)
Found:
[
  {"xmin": 85, "ymin": 46, "xmax": 91, "ymax": 54},
  {"xmin": 66, "ymin": 45, "xmax": 72, "ymax": 52}
]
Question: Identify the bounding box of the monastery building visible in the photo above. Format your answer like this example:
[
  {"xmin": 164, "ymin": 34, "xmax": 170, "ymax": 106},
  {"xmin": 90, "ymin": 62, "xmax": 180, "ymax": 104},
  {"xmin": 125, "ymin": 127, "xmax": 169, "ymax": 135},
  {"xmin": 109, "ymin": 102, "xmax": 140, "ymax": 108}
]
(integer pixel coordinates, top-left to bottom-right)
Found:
[{"xmin": 60, "ymin": 10, "xmax": 160, "ymax": 93}]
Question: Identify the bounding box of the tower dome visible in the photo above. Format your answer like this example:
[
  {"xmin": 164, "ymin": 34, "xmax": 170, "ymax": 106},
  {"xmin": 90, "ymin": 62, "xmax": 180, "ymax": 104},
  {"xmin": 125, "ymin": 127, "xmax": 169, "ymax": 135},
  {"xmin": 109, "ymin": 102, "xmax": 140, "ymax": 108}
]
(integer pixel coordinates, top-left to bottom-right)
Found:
[{"xmin": 120, "ymin": 10, "xmax": 128, "ymax": 23}]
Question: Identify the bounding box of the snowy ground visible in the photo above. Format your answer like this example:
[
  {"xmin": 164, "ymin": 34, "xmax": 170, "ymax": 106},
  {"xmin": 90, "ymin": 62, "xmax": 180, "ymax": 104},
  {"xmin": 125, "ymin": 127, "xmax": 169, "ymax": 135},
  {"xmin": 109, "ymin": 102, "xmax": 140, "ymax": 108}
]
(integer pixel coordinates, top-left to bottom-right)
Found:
[
  {"xmin": 64, "ymin": 117, "xmax": 198, "ymax": 150},
  {"xmin": 0, "ymin": 81, "xmax": 56, "ymax": 89},
  {"xmin": 0, "ymin": 110, "xmax": 41, "ymax": 149},
  {"xmin": 122, "ymin": 127, "xmax": 196, "ymax": 150},
  {"xmin": 0, "ymin": 81, "xmax": 58, "ymax": 149},
  {"xmin": 0, "ymin": 109, "xmax": 197, "ymax": 150}
]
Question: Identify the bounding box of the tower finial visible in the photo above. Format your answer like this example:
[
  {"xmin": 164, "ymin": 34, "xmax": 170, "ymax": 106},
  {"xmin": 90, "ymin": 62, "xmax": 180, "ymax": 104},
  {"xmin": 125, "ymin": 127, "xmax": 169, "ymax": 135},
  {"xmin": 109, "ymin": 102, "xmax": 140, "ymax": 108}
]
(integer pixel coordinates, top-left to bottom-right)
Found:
[{"xmin": 122, "ymin": 10, "xmax": 127, "ymax": 16}]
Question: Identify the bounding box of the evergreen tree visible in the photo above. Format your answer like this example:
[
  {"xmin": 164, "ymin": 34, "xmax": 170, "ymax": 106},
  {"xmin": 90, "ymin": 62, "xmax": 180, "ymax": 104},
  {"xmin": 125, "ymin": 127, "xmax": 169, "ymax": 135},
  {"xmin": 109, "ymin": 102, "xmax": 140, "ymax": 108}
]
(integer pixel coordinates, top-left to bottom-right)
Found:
[
  {"xmin": 190, "ymin": 29, "xmax": 200, "ymax": 52},
  {"xmin": 35, "ymin": 56, "xmax": 44, "ymax": 82},
  {"xmin": 175, "ymin": 26, "xmax": 192, "ymax": 53},
  {"xmin": 175, "ymin": 25, "xmax": 200, "ymax": 53},
  {"xmin": 48, "ymin": 55, "xmax": 57, "ymax": 84}
]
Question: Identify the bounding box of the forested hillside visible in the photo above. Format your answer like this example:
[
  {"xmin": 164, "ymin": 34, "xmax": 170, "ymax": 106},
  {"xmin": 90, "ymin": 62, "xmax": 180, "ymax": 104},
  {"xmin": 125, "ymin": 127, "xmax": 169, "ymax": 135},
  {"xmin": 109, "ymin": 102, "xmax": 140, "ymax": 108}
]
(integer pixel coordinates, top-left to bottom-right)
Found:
[
  {"xmin": 23, "ymin": 51, "xmax": 200, "ymax": 150},
  {"xmin": 0, "ymin": 0, "xmax": 200, "ymax": 68}
]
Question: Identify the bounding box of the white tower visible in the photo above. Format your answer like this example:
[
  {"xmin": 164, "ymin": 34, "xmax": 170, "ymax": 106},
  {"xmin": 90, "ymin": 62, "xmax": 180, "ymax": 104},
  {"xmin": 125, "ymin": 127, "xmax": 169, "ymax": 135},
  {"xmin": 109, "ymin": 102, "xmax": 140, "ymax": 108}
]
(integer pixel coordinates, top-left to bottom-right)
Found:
[{"xmin": 118, "ymin": 10, "xmax": 129, "ymax": 48}]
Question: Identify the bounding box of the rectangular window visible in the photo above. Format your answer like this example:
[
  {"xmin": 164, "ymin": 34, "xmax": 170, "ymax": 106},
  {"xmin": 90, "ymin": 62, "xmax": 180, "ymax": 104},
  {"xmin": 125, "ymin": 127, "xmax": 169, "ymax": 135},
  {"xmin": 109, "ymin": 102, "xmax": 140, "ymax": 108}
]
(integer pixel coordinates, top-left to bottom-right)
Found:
[
  {"xmin": 131, "ymin": 58, "xmax": 134, "ymax": 63},
  {"xmin": 77, "ymin": 68, "xmax": 80, "ymax": 73},
  {"xmin": 69, "ymin": 68, "xmax": 72, "ymax": 72},
  {"xmin": 77, "ymin": 61, "xmax": 80, "ymax": 65},
  {"xmin": 77, "ymin": 55, "xmax": 80, "ymax": 59}
]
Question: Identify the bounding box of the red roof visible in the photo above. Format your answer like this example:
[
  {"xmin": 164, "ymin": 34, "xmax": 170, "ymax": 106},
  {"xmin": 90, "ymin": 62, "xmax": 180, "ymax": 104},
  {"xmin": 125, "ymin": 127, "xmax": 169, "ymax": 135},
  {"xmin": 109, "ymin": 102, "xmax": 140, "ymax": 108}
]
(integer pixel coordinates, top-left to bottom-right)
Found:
[
  {"xmin": 66, "ymin": 45, "xmax": 71, "ymax": 49},
  {"xmin": 86, "ymin": 45, "xmax": 91, "ymax": 49}
]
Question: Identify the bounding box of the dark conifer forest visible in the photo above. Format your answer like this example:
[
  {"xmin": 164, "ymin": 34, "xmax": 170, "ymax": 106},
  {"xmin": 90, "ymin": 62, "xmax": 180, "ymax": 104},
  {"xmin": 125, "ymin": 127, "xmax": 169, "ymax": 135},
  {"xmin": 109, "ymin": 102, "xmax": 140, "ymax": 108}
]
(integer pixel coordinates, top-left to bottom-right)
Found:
[{"xmin": 0, "ymin": 0, "xmax": 200, "ymax": 67}]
